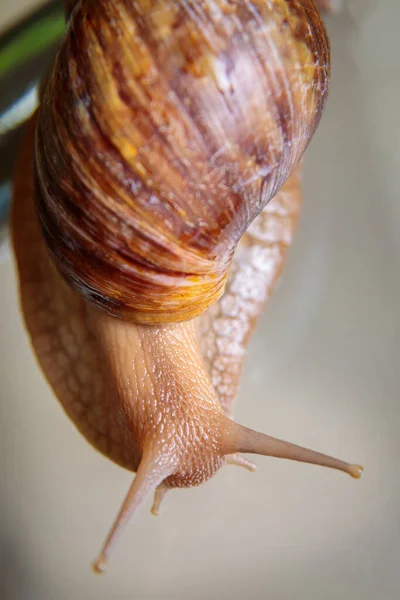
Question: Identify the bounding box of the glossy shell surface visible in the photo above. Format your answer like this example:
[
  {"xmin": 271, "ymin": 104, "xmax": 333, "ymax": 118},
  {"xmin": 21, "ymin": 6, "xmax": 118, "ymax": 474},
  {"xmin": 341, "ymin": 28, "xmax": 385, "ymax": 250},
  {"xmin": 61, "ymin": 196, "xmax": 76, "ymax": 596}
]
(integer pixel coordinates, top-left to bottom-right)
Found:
[{"xmin": 35, "ymin": 0, "xmax": 329, "ymax": 322}]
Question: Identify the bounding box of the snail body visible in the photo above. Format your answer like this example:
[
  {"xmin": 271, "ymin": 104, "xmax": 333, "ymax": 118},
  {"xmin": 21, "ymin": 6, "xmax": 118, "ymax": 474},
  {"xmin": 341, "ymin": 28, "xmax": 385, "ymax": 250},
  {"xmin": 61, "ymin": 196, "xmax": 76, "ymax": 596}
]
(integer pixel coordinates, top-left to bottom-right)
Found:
[{"xmin": 12, "ymin": 0, "xmax": 362, "ymax": 572}]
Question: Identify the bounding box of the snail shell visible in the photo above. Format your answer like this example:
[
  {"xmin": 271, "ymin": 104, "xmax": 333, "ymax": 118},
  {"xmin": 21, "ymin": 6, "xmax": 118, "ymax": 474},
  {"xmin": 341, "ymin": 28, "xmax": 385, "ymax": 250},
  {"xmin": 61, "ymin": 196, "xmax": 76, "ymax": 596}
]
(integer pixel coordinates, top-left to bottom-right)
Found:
[{"xmin": 35, "ymin": 0, "xmax": 330, "ymax": 323}]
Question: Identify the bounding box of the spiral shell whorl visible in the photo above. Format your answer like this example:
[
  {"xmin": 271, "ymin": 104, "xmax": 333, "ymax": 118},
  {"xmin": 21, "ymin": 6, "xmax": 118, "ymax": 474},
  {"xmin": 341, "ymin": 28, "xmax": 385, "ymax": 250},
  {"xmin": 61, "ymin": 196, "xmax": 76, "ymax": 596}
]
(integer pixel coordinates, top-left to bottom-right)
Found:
[{"xmin": 35, "ymin": 0, "xmax": 329, "ymax": 323}]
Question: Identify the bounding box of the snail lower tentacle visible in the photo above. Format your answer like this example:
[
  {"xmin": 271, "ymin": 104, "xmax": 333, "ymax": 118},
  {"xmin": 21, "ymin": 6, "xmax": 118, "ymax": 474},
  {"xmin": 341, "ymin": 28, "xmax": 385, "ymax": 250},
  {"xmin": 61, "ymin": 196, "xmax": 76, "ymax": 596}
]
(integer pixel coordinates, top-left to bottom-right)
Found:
[{"xmin": 12, "ymin": 0, "xmax": 362, "ymax": 573}]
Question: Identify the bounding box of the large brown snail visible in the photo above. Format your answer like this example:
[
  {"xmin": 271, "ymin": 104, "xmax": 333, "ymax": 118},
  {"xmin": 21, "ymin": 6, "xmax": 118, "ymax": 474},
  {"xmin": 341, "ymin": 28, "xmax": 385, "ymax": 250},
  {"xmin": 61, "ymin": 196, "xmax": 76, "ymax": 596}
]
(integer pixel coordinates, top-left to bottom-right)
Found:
[{"xmin": 12, "ymin": 0, "xmax": 362, "ymax": 573}]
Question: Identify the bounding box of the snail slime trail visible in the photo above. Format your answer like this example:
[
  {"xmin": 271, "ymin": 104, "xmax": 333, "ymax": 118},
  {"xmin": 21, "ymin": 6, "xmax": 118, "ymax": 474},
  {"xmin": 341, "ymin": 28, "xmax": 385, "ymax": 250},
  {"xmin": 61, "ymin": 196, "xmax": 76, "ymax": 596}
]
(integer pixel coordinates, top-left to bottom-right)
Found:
[{"xmin": 12, "ymin": 0, "xmax": 363, "ymax": 573}]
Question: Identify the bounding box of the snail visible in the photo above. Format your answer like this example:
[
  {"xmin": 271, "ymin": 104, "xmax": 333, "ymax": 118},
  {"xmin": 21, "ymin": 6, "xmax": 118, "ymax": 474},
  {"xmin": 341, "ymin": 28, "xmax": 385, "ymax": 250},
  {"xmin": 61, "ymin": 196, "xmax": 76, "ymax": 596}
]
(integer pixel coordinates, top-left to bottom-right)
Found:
[{"xmin": 12, "ymin": 0, "xmax": 362, "ymax": 573}]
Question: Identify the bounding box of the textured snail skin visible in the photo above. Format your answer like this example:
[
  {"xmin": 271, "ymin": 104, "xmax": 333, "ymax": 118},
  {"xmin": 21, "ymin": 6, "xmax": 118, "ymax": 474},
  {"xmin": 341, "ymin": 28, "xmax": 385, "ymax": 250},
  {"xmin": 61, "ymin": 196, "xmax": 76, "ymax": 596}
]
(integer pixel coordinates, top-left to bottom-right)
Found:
[
  {"xmin": 14, "ymin": 119, "xmax": 362, "ymax": 572},
  {"xmin": 35, "ymin": 0, "xmax": 330, "ymax": 323},
  {"xmin": 12, "ymin": 1, "xmax": 363, "ymax": 573},
  {"xmin": 14, "ymin": 118, "xmax": 301, "ymax": 473}
]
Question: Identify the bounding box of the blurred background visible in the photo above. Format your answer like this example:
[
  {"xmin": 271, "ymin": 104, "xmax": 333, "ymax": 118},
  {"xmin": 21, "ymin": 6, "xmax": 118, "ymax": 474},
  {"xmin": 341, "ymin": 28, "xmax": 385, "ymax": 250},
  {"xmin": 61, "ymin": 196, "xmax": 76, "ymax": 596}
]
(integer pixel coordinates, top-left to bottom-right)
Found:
[
  {"xmin": 1, "ymin": 1, "xmax": 44, "ymax": 30},
  {"xmin": 0, "ymin": 1, "xmax": 398, "ymax": 599}
]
